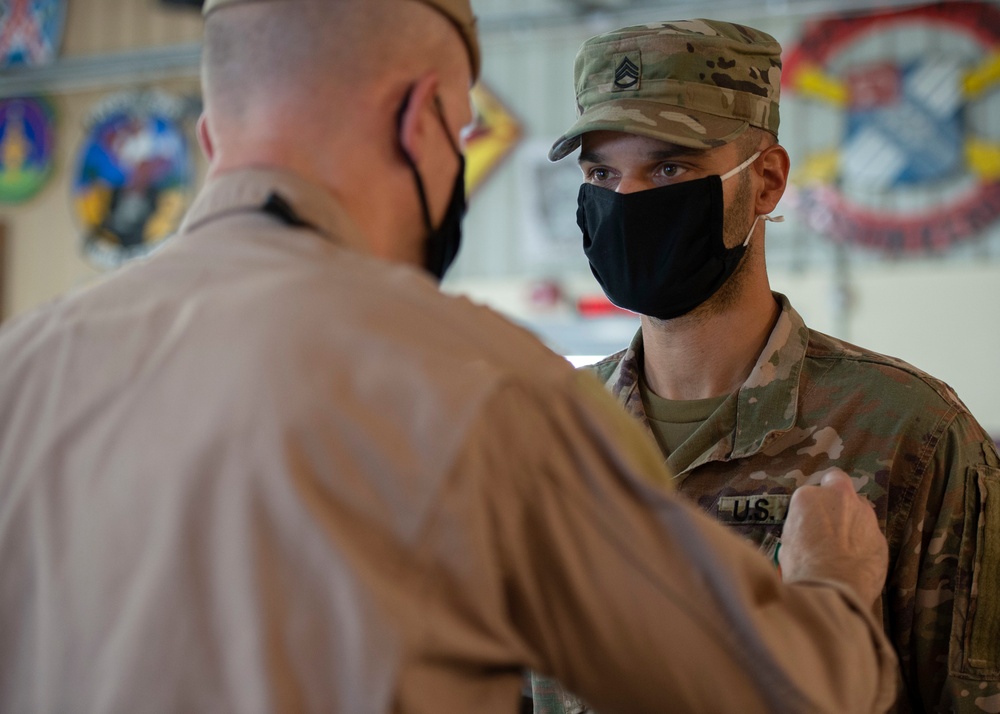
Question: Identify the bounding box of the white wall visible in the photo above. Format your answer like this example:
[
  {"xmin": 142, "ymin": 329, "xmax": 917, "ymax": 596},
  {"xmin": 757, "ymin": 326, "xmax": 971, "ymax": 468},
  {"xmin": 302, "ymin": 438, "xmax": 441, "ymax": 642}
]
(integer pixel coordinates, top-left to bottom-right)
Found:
[{"xmin": 770, "ymin": 263, "xmax": 1000, "ymax": 434}]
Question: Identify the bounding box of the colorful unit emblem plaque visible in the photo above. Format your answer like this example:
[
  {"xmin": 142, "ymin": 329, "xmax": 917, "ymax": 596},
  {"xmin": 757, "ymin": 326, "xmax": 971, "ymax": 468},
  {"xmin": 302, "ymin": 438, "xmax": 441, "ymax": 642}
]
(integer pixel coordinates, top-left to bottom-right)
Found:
[
  {"xmin": 0, "ymin": 0, "xmax": 66, "ymax": 68},
  {"xmin": 0, "ymin": 96, "xmax": 55, "ymax": 203},
  {"xmin": 783, "ymin": 2, "xmax": 1000, "ymax": 254},
  {"xmin": 72, "ymin": 90, "xmax": 194, "ymax": 269}
]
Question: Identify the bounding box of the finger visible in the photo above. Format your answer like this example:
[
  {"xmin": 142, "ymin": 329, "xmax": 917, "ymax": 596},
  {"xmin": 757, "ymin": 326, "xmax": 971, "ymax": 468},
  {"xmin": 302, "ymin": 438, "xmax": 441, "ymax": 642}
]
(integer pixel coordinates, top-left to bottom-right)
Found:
[{"xmin": 819, "ymin": 469, "xmax": 856, "ymax": 494}]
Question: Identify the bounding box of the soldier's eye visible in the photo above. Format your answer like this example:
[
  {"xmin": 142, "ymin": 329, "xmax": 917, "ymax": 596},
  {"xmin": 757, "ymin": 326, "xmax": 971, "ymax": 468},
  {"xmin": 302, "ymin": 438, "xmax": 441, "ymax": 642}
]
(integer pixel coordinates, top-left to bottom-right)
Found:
[
  {"xmin": 659, "ymin": 164, "xmax": 684, "ymax": 178},
  {"xmin": 587, "ymin": 167, "xmax": 612, "ymax": 182}
]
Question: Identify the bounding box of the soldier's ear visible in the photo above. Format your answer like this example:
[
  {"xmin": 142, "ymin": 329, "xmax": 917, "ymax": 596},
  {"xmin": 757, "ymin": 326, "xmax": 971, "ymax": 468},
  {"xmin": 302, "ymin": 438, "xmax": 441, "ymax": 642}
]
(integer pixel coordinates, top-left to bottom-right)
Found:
[{"xmin": 754, "ymin": 143, "xmax": 789, "ymax": 215}]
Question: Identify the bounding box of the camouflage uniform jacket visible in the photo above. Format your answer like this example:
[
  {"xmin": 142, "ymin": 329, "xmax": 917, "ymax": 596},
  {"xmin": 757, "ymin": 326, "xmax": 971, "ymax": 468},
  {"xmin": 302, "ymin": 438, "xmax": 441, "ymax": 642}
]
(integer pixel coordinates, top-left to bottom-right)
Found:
[{"xmin": 534, "ymin": 293, "xmax": 1000, "ymax": 714}]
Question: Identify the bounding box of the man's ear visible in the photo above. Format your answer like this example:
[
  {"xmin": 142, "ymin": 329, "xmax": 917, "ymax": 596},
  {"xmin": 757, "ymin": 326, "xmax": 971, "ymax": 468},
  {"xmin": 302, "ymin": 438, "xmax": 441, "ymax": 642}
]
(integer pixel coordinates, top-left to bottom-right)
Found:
[
  {"xmin": 397, "ymin": 73, "xmax": 440, "ymax": 164},
  {"xmin": 197, "ymin": 114, "xmax": 214, "ymax": 162},
  {"xmin": 754, "ymin": 143, "xmax": 790, "ymax": 215}
]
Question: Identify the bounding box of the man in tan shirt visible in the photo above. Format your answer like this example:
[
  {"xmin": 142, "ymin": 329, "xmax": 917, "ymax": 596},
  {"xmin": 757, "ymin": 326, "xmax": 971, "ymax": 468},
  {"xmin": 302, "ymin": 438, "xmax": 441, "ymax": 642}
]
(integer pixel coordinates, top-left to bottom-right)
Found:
[{"xmin": 0, "ymin": 1, "xmax": 897, "ymax": 712}]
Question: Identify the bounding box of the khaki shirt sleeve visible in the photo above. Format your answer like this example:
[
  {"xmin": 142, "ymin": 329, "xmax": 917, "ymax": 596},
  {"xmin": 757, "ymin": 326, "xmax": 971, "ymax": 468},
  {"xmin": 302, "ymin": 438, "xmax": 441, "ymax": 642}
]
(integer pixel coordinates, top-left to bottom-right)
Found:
[{"xmin": 463, "ymin": 372, "xmax": 899, "ymax": 714}]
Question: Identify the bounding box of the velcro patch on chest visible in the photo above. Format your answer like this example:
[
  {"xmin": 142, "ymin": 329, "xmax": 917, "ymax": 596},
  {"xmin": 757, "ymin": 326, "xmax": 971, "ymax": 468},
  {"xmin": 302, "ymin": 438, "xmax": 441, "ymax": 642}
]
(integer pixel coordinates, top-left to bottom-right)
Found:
[{"xmin": 716, "ymin": 494, "xmax": 791, "ymax": 525}]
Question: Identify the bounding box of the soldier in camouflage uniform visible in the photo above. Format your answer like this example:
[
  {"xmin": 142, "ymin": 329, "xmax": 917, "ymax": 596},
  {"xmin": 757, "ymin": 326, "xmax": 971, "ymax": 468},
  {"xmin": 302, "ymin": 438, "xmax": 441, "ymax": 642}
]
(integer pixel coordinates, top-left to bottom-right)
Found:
[{"xmin": 532, "ymin": 19, "xmax": 1000, "ymax": 714}]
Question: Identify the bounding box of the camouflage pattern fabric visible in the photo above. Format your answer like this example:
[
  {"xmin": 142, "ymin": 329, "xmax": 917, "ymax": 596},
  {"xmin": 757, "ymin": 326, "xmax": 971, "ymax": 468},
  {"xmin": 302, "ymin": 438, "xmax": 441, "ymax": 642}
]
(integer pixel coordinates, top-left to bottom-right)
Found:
[
  {"xmin": 549, "ymin": 20, "xmax": 782, "ymax": 161},
  {"xmin": 532, "ymin": 292, "xmax": 1000, "ymax": 714},
  {"xmin": 531, "ymin": 675, "xmax": 589, "ymax": 714}
]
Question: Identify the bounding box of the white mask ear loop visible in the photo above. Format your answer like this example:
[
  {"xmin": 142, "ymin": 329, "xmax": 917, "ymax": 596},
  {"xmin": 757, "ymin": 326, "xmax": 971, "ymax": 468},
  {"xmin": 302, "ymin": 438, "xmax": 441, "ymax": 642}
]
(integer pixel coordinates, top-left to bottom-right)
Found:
[
  {"xmin": 719, "ymin": 150, "xmax": 783, "ymax": 247},
  {"xmin": 720, "ymin": 150, "xmax": 761, "ymax": 182},
  {"xmin": 742, "ymin": 213, "xmax": 784, "ymax": 247}
]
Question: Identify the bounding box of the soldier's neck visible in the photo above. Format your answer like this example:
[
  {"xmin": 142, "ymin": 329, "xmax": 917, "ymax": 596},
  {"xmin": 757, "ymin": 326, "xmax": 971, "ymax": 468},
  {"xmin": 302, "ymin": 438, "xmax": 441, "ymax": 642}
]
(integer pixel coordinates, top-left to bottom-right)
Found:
[{"xmin": 640, "ymin": 285, "xmax": 779, "ymax": 401}]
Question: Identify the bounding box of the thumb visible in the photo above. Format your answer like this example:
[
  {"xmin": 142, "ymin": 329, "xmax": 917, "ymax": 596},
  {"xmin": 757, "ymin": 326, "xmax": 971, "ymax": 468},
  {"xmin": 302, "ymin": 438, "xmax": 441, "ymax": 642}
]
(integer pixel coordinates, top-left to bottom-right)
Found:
[{"xmin": 820, "ymin": 469, "xmax": 856, "ymax": 494}]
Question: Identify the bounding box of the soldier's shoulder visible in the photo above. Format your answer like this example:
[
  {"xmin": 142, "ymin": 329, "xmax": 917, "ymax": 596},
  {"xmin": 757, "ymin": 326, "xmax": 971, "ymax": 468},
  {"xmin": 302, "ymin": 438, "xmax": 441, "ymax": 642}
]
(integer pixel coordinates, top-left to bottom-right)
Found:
[
  {"xmin": 804, "ymin": 327, "xmax": 970, "ymax": 414},
  {"xmin": 578, "ymin": 348, "xmax": 629, "ymax": 383}
]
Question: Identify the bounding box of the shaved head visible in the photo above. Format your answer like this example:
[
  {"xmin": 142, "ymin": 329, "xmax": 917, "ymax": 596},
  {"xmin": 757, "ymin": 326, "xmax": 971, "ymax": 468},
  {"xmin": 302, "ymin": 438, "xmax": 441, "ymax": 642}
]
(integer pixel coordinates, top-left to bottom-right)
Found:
[
  {"xmin": 202, "ymin": 0, "xmax": 470, "ymax": 132},
  {"xmin": 197, "ymin": 0, "xmax": 475, "ymax": 264}
]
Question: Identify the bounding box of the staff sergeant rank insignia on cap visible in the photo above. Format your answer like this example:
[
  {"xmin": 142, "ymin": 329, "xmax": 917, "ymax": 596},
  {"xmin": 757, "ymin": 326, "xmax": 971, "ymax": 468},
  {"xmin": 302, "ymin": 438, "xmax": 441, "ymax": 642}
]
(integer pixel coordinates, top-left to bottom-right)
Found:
[{"xmin": 613, "ymin": 53, "xmax": 640, "ymax": 90}]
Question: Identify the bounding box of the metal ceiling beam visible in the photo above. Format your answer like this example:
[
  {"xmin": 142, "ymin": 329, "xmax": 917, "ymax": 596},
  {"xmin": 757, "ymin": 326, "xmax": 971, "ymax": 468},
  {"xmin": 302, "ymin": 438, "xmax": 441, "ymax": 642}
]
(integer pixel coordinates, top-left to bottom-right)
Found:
[{"xmin": 0, "ymin": 43, "xmax": 201, "ymax": 99}]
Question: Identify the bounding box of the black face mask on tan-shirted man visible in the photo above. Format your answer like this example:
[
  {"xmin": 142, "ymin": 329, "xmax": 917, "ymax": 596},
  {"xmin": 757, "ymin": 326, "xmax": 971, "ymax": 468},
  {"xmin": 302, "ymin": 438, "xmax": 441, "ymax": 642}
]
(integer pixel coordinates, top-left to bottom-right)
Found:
[{"xmin": 397, "ymin": 90, "xmax": 467, "ymax": 281}]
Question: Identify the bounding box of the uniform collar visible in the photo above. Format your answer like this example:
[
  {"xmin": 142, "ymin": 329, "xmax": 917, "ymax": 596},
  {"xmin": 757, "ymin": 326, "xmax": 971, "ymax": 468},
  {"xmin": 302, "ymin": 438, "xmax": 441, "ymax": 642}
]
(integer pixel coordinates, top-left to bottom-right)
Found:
[
  {"xmin": 730, "ymin": 293, "xmax": 809, "ymax": 458},
  {"xmin": 594, "ymin": 293, "xmax": 809, "ymax": 471},
  {"xmin": 606, "ymin": 328, "xmax": 644, "ymax": 411},
  {"xmin": 178, "ymin": 168, "xmax": 369, "ymax": 254}
]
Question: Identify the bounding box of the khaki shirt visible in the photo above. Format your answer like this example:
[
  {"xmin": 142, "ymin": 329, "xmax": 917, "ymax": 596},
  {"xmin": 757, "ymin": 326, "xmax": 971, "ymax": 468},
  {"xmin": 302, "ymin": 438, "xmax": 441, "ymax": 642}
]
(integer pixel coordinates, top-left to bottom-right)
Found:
[
  {"xmin": 549, "ymin": 296, "xmax": 1000, "ymax": 714},
  {"xmin": 0, "ymin": 170, "xmax": 897, "ymax": 713}
]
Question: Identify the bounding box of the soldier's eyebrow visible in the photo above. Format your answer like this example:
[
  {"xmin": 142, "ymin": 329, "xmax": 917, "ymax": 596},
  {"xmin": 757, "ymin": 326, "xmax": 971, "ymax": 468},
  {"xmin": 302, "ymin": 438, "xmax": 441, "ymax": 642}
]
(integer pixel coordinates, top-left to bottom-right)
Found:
[{"xmin": 578, "ymin": 147, "xmax": 703, "ymax": 164}]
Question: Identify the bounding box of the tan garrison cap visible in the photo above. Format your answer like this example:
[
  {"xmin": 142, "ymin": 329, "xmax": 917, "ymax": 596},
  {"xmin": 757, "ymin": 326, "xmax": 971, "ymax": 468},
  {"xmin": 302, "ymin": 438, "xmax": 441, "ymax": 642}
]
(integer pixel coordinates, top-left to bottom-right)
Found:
[
  {"xmin": 549, "ymin": 19, "xmax": 781, "ymax": 161},
  {"xmin": 203, "ymin": 0, "xmax": 480, "ymax": 79}
]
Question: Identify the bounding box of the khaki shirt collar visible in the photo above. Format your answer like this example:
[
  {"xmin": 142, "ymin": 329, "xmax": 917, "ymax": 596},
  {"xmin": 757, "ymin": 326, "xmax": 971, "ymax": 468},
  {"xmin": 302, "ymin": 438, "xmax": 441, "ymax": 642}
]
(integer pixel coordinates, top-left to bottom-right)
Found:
[{"xmin": 179, "ymin": 167, "xmax": 369, "ymax": 254}]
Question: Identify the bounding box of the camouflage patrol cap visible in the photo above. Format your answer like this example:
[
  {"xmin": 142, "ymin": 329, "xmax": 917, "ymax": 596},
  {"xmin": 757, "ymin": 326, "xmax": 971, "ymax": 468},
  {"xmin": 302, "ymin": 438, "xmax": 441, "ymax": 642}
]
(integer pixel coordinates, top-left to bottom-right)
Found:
[
  {"xmin": 202, "ymin": 0, "xmax": 480, "ymax": 79},
  {"xmin": 549, "ymin": 19, "xmax": 781, "ymax": 161}
]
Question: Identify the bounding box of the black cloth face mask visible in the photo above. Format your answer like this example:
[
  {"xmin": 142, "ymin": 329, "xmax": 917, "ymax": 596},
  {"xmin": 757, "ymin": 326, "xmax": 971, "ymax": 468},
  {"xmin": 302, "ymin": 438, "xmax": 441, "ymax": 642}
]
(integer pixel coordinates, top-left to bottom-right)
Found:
[
  {"xmin": 398, "ymin": 91, "xmax": 467, "ymax": 281},
  {"xmin": 577, "ymin": 151, "xmax": 769, "ymax": 320}
]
